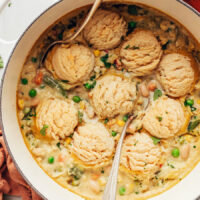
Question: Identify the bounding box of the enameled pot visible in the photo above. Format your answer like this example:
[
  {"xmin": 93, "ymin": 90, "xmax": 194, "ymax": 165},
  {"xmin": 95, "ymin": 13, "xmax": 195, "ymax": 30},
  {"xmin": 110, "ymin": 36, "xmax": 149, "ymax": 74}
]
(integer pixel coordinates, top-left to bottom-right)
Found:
[{"xmin": 1, "ymin": 0, "xmax": 200, "ymax": 199}]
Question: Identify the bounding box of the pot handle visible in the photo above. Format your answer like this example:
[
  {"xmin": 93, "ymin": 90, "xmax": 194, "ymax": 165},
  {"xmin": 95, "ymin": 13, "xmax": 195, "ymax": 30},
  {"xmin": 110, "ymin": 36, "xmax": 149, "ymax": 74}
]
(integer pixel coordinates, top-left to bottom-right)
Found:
[
  {"xmin": 177, "ymin": 0, "xmax": 200, "ymax": 16},
  {"xmin": 0, "ymin": 0, "xmax": 9, "ymax": 13}
]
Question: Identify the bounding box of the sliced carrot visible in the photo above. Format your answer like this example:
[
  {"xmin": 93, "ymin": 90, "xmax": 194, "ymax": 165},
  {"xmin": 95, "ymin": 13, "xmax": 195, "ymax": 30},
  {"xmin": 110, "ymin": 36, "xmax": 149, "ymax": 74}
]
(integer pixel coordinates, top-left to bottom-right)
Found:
[
  {"xmin": 35, "ymin": 71, "xmax": 43, "ymax": 85},
  {"xmin": 91, "ymin": 174, "xmax": 100, "ymax": 180}
]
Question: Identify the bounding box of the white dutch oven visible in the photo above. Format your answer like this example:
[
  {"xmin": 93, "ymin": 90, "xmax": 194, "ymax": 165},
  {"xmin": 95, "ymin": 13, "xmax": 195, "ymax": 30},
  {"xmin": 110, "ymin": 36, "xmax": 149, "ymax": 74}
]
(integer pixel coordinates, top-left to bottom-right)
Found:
[{"xmin": 0, "ymin": 0, "xmax": 200, "ymax": 199}]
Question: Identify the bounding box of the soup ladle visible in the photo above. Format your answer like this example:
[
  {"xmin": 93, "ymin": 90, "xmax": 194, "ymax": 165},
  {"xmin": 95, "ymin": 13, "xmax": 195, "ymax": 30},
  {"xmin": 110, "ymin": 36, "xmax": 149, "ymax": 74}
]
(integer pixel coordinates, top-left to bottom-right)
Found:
[{"xmin": 39, "ymin": 0, "xmax": 102, "ymax": 67}]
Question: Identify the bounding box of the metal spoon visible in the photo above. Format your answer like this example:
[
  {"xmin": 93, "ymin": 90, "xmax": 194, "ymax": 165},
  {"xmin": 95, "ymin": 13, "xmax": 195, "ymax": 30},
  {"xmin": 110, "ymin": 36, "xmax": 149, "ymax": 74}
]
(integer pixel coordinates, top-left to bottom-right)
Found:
[
  {"xmin": 102, "ymin": 97, "xmax": 150, "ymax": 200},
  {"xmin": 39, "ymin": 0, "xmax": 102, "ymax": 66},
  {"xmin": 102, "ymin": 115, "xmax": 136, "ymax": 200}
]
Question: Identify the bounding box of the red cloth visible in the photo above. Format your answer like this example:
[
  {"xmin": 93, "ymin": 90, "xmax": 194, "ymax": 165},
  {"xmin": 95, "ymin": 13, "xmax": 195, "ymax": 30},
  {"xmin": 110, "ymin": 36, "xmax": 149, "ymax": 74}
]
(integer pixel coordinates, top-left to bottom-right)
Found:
[
  {"xmin": 0, "ymin": 2, "xmax": 199, "ymax": 199},
  {"xmin": 0, "ymin": 130, "xmax": 42, "ymax": 200},
  {"xmin": 184, "ymin": 0, "xmax": 200, "ymax": 12}
]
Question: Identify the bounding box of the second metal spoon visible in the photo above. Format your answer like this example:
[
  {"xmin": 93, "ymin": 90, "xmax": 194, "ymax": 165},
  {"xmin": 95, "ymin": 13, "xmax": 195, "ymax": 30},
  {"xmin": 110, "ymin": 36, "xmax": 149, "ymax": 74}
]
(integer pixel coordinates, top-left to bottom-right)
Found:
[
  {"xmin": 102, "ymin": 115, "xmax": 137, "ymax": 200},
  {"xmin": 39, "ymin": 0, "xmax": 102, "ymax": 66}
]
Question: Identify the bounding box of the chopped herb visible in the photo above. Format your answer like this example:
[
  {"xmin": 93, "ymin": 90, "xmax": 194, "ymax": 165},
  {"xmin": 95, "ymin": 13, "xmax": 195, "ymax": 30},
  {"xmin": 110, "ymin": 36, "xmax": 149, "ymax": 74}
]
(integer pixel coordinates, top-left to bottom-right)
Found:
[
  {"xmin": 67, "ymin": 18, "xmax": 77, "ymax": 29},
  {"xmin": 101, "ymin": 169, "xmax": 105, "ymax": 174},
  {"xmin": 132, "ymin": 46, "xmax": 140, "ymax": 50},
  {"xmin": 100, "ymin": 53, "xmax": 108, "ymax": 62},
  {"xmin": 78, "ymin": 111, "xmax": 83, "ymax": 123},
  {"xmin": 21, "ymin": 78, "xmax": 28, "ymax": 85},
  {"xmin": 153, "ymin": 89, "xmax": 162, "ymax": 101},
  {"xmin": 8, "ymin": 2, "xmax": 12, "ymax": 7},
  {"xmin": 151, "ymin": 136, "xmax": 160, "ymax": 145},
  {"xmin": 68, "ymin": 166, "xmax": 84, "ymax": 180},
  {"xmin": 84, "ymin": 83, "xmax": 91, "ymax": 90},
  {"xmin": 69, "ymin": 133, "xmax": 74, "ymax": 138},
  {"xmin": 40, "ymin": 84, "xmax": 45, "ymax": 89},
  {"xmin": 84, "ymin": 80, "xmax": 96, "ymax": 90},
  {"xmin": 43, "ymin": 75, "xmax": 67, "ymax": 97},
  {"xmin": 22, "ymin": 107, "xmax": 36, "ymax": 120},
  {"xmin": 119, "ymin": 186, "xmax": 126, "ymax": 196},
  {"xmin": 90, "ymin": 75, "xmax": 96, "ymax": 81},
  {"xmin": 58, "ymin": 30, "xmax": 64, "ymax": 40},
  {"xmin": 40, "ymin": 124, "xmax": 49, "ymax": 135},
  {"xmin": 100, "ymin": 54, "xmax": 112, "ymax": 69},
  {"xmin": 167, "ymin": 162, "xmax": 175, "ymax": 168},
  {"xmin": 127, "ymin": 21, "xmax": 137, "ymax": 35},
  {"xmin": 162, "ymin": 40, "xmax": 172, "ymax": 50},
  {"xmin": 104, "ymin": 118, "xmax": 109, "ymax": 124},
  {"xmin": 135, "ymin": 191, "xmax": 139, "ymax": 194},
  {"xmin": 123, "ymin": 115, "xmax": 129, "ymax": 122},
  {"xmin": 21, "ymin": 125, "xmax": 24, "ymax": 129},
  {"xmin": 61, "ymin": 80, "xmax": 69, "ymax": 83},
  {"xmin": 193, "ymin": 145, "xmax": 196, "ymax": 148},
  {"xmin": 0, "ymin": 56, "xmax": 4, "ymax": 68},
  {"xmin": 156, "ymin": 116, "xmax": 162, "ymax": 122},
  {"xmin": 111, "ymin": 131, "xmax": 117, "ymax": 137},
  {"xmin": 188, "ymin": 120, "xmax": 200, "ymax": 131},
  {"xmin": 125, "ymin": 45, "xmax": 130, "ymax": 49},
  {"xmin": 31, "ymin": 57, "xmax": 37, "ymax": 63},
  {"xmin": 191, "ymin": 107, "xmax": 196, "ymax": 112},
  {"xmin": 104, "ymin": 62, "xmax": 112, "ymax": 68},
  {"xmin": 134, "ymin": 141, "xmax": 138, "ymax": 146},
  {"xmin": 128, "ymin": 5, "xmax": 139, "ymax": 15},
  {"xmin": 184, "ymin": 99, "xmax": 194, "ymax": 107},
  {"xmin": 56, "ymin": 142, "xmax": 61, "ymax": 149}
]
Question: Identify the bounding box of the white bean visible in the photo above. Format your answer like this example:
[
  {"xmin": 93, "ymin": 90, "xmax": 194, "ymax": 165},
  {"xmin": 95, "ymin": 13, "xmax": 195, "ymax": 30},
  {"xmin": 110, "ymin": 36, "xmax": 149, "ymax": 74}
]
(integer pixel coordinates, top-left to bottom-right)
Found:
[
  {"xmin": 181, "ymin": 144, "xmax": 190, "ymax": 160},
  {"xmin": 139, "ymin": 83, "xmax": 149, "ymax": 97},
  {"xmin": 86, "ymin": 104, "xmax": 95, "ymax": 119},
  {"xmin": 89, "ymin": 180, "xmax": 100, "ymax": 194}
]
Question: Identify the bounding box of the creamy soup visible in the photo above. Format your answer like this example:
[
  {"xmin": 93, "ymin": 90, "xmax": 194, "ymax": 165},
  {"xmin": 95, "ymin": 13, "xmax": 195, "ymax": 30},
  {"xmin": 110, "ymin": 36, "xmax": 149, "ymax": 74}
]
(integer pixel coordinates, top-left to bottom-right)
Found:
[{"xmin": 17, "ymin": 2, "xmax": 200, "ymax": 200}]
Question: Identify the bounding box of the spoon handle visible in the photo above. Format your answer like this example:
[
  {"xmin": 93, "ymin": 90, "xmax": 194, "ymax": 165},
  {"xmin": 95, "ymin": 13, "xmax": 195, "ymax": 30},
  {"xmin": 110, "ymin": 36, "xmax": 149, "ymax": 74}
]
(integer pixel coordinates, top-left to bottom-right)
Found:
[
  {"xmin": 102, "ymin": 116, "xmax": 135, "ymax": 200},
  {"xmin": 69, "ymin": 0, "xmax": 102, "ymax": 41}
]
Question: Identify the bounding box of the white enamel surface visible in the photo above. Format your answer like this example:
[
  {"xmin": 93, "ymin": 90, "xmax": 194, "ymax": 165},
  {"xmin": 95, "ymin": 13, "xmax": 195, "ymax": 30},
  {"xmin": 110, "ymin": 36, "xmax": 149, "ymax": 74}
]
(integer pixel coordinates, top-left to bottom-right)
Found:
[{"xmin": 0, "ymin": 0, "xmax": 200, "ymax": 200}]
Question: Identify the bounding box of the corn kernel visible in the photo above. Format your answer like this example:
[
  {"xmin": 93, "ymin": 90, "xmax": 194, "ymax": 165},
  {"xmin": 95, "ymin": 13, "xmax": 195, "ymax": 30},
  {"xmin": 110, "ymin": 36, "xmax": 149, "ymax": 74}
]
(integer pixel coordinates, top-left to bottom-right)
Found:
[
  {"xmin": 65, "ymin": 137, "xmax": 72, "ymax": 146},
  {"xmin": 80, "ymin": 101, "xmax": 85, "ymax": 110},
  {"xmin": 94, "ymin": 50, "xmax": 100, "ymax": 57},
  {"xmin": 98, "ymin": 177, "xmax": 106, "ymax": 186},
  {"xmin": 126, "ymin": 183, "xmax": 134, "ymax": 194},
  {"xmin": 117, "ymin": 120, "xmax": 125, "ymax": 127},
  {"xmin": 18, "ymin": 99, "xmax": 24, "ymax": 109},
  {"xmin": 197, "ymin": 100, "xmax": 200, "ymax": 105},
  {"xmin": 185, "ymin": 134, "xmax": 192, "ymax": 142},
  {"xmin": 117, "ymin": 174, "xmax": 123, "ymax": 183}
]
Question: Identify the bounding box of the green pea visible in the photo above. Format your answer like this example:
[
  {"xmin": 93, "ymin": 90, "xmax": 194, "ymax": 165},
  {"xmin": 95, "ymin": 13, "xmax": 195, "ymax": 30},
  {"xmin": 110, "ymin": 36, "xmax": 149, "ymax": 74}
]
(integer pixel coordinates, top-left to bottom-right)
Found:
[
  {"xmin": 191, "ymin": 107, "xmax": 196, "ymax": 111},
  {"xmin": 21, "ymin": 78, "xmax": 28, "ymax": 85},
  {"xmin": 123, "ymin": 115, "xmax": 129, "ymax": 122},
  {"xmin": 184, "ymin": 99, "xmax": 194, "ymax": 107},
  {"xmin": 104, "ymin": 118, "xmax": 109, "ymax": 124},
  {"xmin": 48, "ymin": 156, "xmax": 54, "ymax": 164},
  {"xmin": 119, "ymin": 186, "xmax": 126, "ymax": 195},
  {"xmin": 72, "ymin": 96, "xmax": 81, "ymax": 103},
  {"xmin": 40, "ymin": 124, "xmax": 49, "ymax": 136},
  {"xmin": 171, "ymin": 148, "xmax": 180, "ymax": 158},
  {"xmin": 111, "ymin": 131, "xmax": 117, "ymax": 137},
  {"xmin": 29, "ymin": 89, "xmax": 37, "ymax": 98}
]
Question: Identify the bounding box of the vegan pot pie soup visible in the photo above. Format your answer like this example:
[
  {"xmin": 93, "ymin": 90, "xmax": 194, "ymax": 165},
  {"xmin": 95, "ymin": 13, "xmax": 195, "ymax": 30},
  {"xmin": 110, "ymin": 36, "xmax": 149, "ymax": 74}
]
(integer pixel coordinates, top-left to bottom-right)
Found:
[{"xmin": 17, "ymin": 3, "xmax": 200, "ymax": 200}]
